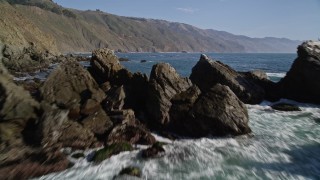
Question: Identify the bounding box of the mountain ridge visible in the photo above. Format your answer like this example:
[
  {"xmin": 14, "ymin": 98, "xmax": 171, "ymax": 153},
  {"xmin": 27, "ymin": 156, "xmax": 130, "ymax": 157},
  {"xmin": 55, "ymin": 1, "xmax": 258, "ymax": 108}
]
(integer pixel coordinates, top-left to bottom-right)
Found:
[{"xmin": 0, "ymin": 0, "xmax": 301, "ymax": 53}]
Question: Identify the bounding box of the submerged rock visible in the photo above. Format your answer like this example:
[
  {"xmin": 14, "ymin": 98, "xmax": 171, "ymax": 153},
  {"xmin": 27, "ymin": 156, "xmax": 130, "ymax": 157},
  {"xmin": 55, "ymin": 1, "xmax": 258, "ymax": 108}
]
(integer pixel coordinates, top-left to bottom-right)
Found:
[
  {"xmin": 71, "ymin": 152, "xmax": 85, "ymax": 159},
  {"xmin": 92, "ymin": 142, "xmax": 133, "ymax": 163},
  {"xmin": 279, "ymin": 41, "xmax": 320, "ymax": 104},
  {"xmin": 190, "ymin": 54, "xmax": 265, "ymax": 104},
  {"xmin": 141, "ymin": 141, "xmax": 166, "ymax": 158},
  {"xmin": 271, "ymin": 103, "xmax": 301, "ymax": 112},
  {"xmin": 146, "ymin": 63, "xmax": 192, "ymax": 126},
  {"xmin": 169, "ymin": 84, "xmax": 251, "ymax": 137},
  {"xmin": 118, "ymin": 166, "xmax": 142, "ymax": 177}
]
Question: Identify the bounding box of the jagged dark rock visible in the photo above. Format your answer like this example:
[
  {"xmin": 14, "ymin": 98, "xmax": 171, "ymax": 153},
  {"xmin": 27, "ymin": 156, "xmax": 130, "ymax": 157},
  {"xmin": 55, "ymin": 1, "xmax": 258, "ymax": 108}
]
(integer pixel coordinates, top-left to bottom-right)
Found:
[
  {"xmin": 271, "ymin": 103, "xmax": 301, "ymax": 111},
  {"xmin": 169, "ymin": 84, "xmax": 251, "ymax": 137},
  {"xmin": 168, "ymin": 85, "xmax": 201, "ymax": 134},
  {"xmin": 89, "ymin": 48, "xmax": 123, "ymax": 84},
  {"xmin": 141, "ymin": 141, "xmax": 166, "ymax": 159},
  {"xmin": 146, "ymin": 63, "xmax": 192, "ymax": 127},
  {"xmin": 103, "ymin": 86, "xmax": 126, "ymax": 112},
  {"xmin": 41, "ymin": 60, "xmax": 106, "ymax": 119},
  {"xmin": 81, "ymin": 108, "xmax": 113, "ymax": 136},
  {"xmin": 241, "ymin": 70, "xmax": 280, "ymax": 102},
  {"xmin": 119, "ymin": 58, "xmax": 130, "ymax": 62},
  {"xmin": 106, "ymin": 109, "xmax": 155, "ymax": 145},
  {"xmin": 190, "ymin": 54, "xmax": 265, "ymax": 104},
  {"xmin": 279, "ymin": 41, "xmax": 320, "ymax": 104},
  {"xmin": 0, "ymin": 62, "xmax": 41, "ymax": 166},
  {"xmin": 91, "ymin": 142, "xmax": 133, "ymax": 163},
  {"xmin": 40, "ymin": 105, "xmax": 98, "ymax": 150},
  {"xmin": 0, "ymin": 62, "xmax": 71, "ymax": 180}
]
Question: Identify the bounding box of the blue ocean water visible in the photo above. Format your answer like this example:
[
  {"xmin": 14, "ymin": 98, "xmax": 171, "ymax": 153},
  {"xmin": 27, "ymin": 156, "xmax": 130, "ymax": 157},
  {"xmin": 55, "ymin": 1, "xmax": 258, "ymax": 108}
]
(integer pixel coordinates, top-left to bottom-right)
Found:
[
  {"xmin": 36, "ymin": 53, "xmax": 320, "ymax": 180},
  {"xmin": 117, "ymin": 53, "xmax": 296, "ymax": 82}
]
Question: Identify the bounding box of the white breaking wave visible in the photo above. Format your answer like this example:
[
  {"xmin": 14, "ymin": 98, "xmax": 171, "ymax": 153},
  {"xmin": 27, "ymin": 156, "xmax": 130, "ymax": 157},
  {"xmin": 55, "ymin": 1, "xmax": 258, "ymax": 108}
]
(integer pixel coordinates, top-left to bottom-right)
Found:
[
  {"xmin": 266, "ymin": 73, "xmax": 286, "ymax": 78},
  {"xmin": 37, "ymin": 100, "xmax": 320, "ymax": 180}
]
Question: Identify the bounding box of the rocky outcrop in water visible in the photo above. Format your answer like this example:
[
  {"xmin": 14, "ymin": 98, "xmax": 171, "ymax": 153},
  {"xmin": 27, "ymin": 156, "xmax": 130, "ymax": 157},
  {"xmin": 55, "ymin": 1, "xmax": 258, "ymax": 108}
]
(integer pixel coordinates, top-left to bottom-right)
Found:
[
  {"xmin": 40, "ymin": 105, "xmax": 98, "ymax": 149},
  {"xmin": 240, "ymin": 70, "xmax": 280, "ymax": 102},
  {"xmin": 190, "ymin": 54, "xmax": 265, "ymax": 104},
  {"xmin": 89, "ymin": 48, "xmax": 123, "ymax": 84},
  {"xmin": 279, "ymin": 41, "xmax": 320, "ymax": 104},
  {"xmin": 0, "ymin": 45, "xmax": 257, "ymax": 179},
  {"xmin": 107, "ymin": 110, "xmax": 156, "ymax": 145},
  {"xmin": 169, "ymin": 84, "xmax": 251, "ymax": 137},
  {"xmin": 146, "ymin": 63, "xmax": 193, "ymax": 126},
  {"xmin": 90, "ymin": 48, "xmax": 149, "ymax": 117}
]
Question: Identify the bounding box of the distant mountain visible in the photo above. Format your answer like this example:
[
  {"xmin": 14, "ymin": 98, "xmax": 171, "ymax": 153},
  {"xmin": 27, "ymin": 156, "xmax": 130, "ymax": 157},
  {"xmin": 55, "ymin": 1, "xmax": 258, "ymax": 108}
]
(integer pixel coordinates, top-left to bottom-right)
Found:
[{"xmin": 0, "ymin": 0, "xmax": 301, "ymax": 53}]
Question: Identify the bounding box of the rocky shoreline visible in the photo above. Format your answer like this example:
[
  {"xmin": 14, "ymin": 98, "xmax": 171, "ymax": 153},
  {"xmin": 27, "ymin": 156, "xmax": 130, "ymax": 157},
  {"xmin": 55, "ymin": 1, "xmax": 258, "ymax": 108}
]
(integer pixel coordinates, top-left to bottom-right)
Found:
[{"xmin": 0, "ymin": 41, "xmax": 319, "ymax": 179}]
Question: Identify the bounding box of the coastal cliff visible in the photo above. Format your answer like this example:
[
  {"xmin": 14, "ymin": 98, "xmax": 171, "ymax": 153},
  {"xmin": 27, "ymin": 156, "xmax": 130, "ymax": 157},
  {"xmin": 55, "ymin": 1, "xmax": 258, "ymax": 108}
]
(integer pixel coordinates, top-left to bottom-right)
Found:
[{"xmin": 0, "ymin": 0, "xmax": 300, "ymax": 53}]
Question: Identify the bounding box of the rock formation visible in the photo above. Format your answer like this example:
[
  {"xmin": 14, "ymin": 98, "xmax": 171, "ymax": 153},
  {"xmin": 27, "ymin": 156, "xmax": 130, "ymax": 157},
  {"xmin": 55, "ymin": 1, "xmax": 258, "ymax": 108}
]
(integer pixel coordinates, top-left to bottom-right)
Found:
[
  {"xmin": 107, "ymin": 110, "xmax": 155, "ymax": 145},
  {"xmin": 169, "ymin": 84, "xmax": 251, "ymax": 137},
  {"xmin": 0, "ymin": 61, "xmax": 70, "ymax": 179},
  {"xmin": 190, "ymin": 54, "xmax": 265, "ymax": 104},
  {"xmin": 240, "ymin": 70, "xmax": 279, "ymax": 102},
  {"xmin": 1, "ymin": 43, "xmax": 59, "ymax": 73},
  {"xmin": 41, "ymin": 60, "xmax": 106, "ymax": 120},
  {"xmin": 89, "ymin": 48, "xmax": 123, "ymax": 84},
  {"xmin": 146, "ymin": 63, "xmax": 193, "ymax": 126},
  {"xmin": 279, "ymin": 41, "xmax": 320, "ymax": 104}
]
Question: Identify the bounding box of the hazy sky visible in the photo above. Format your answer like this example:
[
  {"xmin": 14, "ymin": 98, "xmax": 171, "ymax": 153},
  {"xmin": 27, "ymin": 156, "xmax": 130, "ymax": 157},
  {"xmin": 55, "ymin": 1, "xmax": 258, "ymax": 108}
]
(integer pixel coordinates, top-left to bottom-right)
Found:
[{"xmin": 53, "ymin": 0, "xmax": 320, "ymax": 40}]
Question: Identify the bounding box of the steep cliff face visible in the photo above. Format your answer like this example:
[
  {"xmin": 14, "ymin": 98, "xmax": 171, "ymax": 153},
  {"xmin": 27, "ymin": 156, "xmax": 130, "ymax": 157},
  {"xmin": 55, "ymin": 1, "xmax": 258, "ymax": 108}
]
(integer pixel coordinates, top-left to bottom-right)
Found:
[
  {"xmin": 0, "ymin": 1, "xmax": 301, "ymax": 53},
  {"xmin": 0, "ymin": 3, "xmax": 58, "ymax": 52}
]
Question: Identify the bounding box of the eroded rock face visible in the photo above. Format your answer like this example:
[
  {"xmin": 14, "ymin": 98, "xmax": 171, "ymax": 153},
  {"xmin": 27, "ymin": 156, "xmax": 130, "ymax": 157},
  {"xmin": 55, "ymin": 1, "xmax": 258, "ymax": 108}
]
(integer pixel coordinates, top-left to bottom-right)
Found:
[
  {"xmin": 41, "ymin": 60, "xmax": 106, "ymax": 119},
  {"xmin": 169, "ymin": 84, "xmax": 251, "ymax": 137},
  {"xmin": 89, "ymin": 48, "xmax": 123, "ymax": 84},
  {"xmin": 1, "ymin": 43, "xmax": 59, "ymax": 73},
  {"xmin": 0, "ymin": 63, "xmax": 71, "ymax": 179},
  {"xmin": 146, "ymin": 63, "xmax": 192, "ymax": 126},
  {"xmin": 40, "ymin": 105, "xmax": 98, "ymax": 150},
  {"xmin": 190, "ymin": 54, "xmax": 265, "ymax": 104},
  {"xmin": 81, "ymin": 108, "xmax": 113, "ymax": 136},
  {"xmin": 241, "ymin": 70, "xmax": 280, "ymax": 102},
  {"xmin": 279, "ymin": 41, "xmax": 320, "ymax": 104},
  {"xmin": 0, "ymin": 64, "xmax": 40, "ymax": 161},
  {"xmin": 107, "ymin": 109, "xmax": 155, "ymax": 145}
]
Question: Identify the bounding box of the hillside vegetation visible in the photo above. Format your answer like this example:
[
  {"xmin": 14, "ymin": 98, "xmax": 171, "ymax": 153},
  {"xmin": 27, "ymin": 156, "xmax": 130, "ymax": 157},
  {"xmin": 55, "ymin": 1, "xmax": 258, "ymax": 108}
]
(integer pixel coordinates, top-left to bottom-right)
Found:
[{"xmin": 0, "ymin": 0, "xmax": 301, "ymax": 53}]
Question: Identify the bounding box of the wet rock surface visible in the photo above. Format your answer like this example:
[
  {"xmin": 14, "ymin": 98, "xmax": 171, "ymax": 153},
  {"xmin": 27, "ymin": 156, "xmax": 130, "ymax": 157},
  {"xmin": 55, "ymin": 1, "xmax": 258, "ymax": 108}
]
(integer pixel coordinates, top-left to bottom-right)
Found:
[
  {"xmin": 89, "ymin": 48, "xmax": 123, "ymax": 84},
  {"xmin": 107, "ymin": 110, "xmax": 155, "ymax": 145},
  {"xmin": 169, "ymin": 84, "xmax": 251, "ymax": 137},
  {"xmin": 279, "ymin": 41, "xmax": 320, "ymax": 104},
  {"xmin": 271, "ymin": 103, "xmax": 301, "ymax": 111},
  {"xmin": 146, "ymin": 63, "xmax": 192, "ymax": 127},
  {"xmin": 141, "ymin": 142, "xmax": 166, "ymax": 159},
  {"xmin": 190, "ymin": 54, "xmax": 265, "ymax": 104}
]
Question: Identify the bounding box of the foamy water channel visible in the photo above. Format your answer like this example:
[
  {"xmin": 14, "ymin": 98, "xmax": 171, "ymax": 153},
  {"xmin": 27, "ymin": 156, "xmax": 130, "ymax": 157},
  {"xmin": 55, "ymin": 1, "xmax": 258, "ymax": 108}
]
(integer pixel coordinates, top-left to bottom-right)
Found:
[{"xmin": 37, "ymin": 99, "xmax": 320, "ymax": 180}]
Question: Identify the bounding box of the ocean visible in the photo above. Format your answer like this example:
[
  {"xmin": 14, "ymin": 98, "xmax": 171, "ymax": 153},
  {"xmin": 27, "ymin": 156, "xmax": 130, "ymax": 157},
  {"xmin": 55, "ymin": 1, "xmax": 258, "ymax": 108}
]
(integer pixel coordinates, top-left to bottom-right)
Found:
[{"xmin": 36, "ymin": 53, "xmax": 320, "ymax": 180}]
